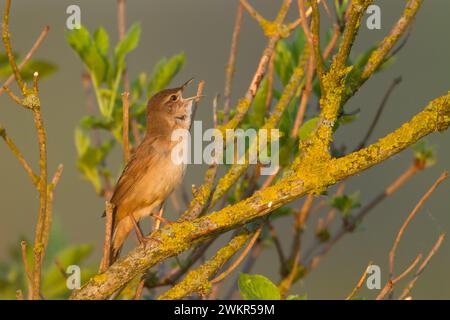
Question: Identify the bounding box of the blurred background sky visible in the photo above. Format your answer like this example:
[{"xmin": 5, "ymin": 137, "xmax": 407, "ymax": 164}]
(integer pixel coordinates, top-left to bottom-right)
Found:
[{"xmin": 0, "ymin": 0, "xmax": 449, "ymax": 299}]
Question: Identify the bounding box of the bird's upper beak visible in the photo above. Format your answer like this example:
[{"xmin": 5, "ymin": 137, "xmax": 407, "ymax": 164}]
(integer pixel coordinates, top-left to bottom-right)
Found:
[{"xmin": 181, "ymin": 78, "xmax": 194, "ymax": 91}]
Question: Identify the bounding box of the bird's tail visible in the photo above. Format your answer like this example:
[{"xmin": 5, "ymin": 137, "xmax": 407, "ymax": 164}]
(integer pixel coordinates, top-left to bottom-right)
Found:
[
  {"xmin": 100, "ymin": 206, "xmax": 134, "ymax": 267},
  {"xmin": 109, "ymin": 217, "xmax": 134, "ymax": 265}
]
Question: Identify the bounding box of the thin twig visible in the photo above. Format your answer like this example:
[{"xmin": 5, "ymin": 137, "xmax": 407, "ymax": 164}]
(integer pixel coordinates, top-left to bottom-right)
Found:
[
  {"xmin": 20, "ymin": 241, "xmax": 33, "ymax": 299},
  {"xmin": 41, "ymin": 164, "xmax": 64, "ymax": 252},
  {"xmin": 100, "ymin": 202, "xmax": 114, "ymax": 272},
  {"xmin": 264, "ymin": 51, "xmax": 275, "ymax": 115},
  {"xmin": 122, "ymin": 92, "xmax": 131, "ymax": 163},
  {"xmin": 2, "ymin": 85, "xmax": 24, "ymax": 106},
  {"xmin": 153, "ymin": 206, "xmax": 164, "ymax": 231},
  {"xmin": 54, "ymin": 258, "xmax": 68, "ymax": 279},
  {"xmin": 268, "ymin": 222, "xmax": 287, "ymax": 266},
  {"xmin": 261, "ymin": 166, "xmax": 280, "ymax": 189},
  {"xmin": 288, "ymin": 0, "xmax": 322, "ymax": 32},
  {"xmin": 0, "ymin": 26, "xmax": 49, "ymax": 96},
  {"xmin": 376, "ymin": 254, "xmax": 422, "ymax": 300},
  {"xmin": 345, "ymin": 261, "xmax": 373, "ymax": 300},
  {"xmin": 239, "ymin": 0, "xmax": 266, "ymax": 26},
  {"xmin": 134, "ymin": 278, "xmax": 145, "ymax": 300},
  {"xmin": 303, "ymin": 162, "xmax": 421, "ymax": 271},
  {"xmin": 158, "ymin": 230, "xmax": 253, "ymax": 299},
  {"xmin": 213, "ymin": 94, "xmax": 220, "ymax": 127},
  {"xmin": 361, "ymin": 0, "xmax": 423, "ymax": 83},
  {"xmin": 117, "ymin": 0, "xmax": 126, "ymax": 40},
  {"xmin": 291, "ymin": 55, "xmax": 314, "ymax": 138},
  {"xmin": 334, "ymin": 0, "xmax": 372, "ymax": 71},
  {"xmin": 321, "ymin": 0, "xmax": 332, "ymax": 21},
  {"xmin": 309, "ymin": 0, "xmax": 325, "ymax": 90},
  {"xmin": 0, "ymin": 126, "xmax": 40, "ymax": 185},
  {"xmin": 278, "ymin": 249, "xmax": 300, "ymax": 299},
  {"xmin": 190, "ymin": 80, "xmax": 205, "ymax": 127},
  {"xmin": 389, "ymin": 172, "xmax": 448, "ymax": 279},
  {"xmin": 354, "ymin": 77, "xmax": 402, "ymax": 151},
  {"xmin": 399, "ymin": 233, "xmax": 445, "ymax": 300},
  {"xmin": 298, "ymin": 0, "xmax": 313, "ymax": 46},
  {"xmin": 223, "ymin": 2, "xmax": 244, "ymax": 121},
  {"xmin": 31, "ymin": 102, "xmax": 48, "ymax": 301},
  {"xmin": 2, "ymin": 0, "xmax": 26, "ymax": 94},
  {"xmin": 210, "ymin": 227, "xmax": 262, "ymax": 284},
  {"xmin": 291, "ymin": 194, "xmax": 314, "ymax": 260},
  {"xmin": 149, "ymin": 241, "xmax": 214, "ymax": 289},
  {"xmin": 322, "ymin": 24, "xmax": 340, "ymax": 60}
]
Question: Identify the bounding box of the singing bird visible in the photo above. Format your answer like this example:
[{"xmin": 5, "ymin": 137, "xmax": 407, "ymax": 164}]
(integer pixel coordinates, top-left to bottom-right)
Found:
[{"xmin": 108, "ymin": 80, "xmax": 198, "ymax": 263}]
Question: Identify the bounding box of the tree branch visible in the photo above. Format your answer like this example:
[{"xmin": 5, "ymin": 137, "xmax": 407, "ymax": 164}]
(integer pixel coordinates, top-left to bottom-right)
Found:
[
  {"xmin": 157, "ymin": 228, "xmax": 254, "ymax": 300},
  {"xmin": 70, "ymin": 93, "xmax": 450, "ymax": 300}
]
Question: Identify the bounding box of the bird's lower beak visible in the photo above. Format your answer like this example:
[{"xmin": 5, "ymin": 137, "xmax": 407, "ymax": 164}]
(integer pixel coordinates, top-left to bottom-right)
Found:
[{"xmin": 184, "ymin": 95, "xmax": 204, "ymax": 102}]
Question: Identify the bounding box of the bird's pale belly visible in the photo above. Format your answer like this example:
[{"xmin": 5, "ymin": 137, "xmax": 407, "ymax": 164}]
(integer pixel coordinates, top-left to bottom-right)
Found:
[{"xmin": 133, "ymin": 158, "xmax": 185, "ymax": 219}]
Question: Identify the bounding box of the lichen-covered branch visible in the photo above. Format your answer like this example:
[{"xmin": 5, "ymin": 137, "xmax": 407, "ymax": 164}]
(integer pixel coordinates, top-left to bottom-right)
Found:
[
  {"xmin": 181, "ymin": 163, "xmax": 218, "ymax": 221},
  {"xmin": 361, "ymin": 0, "xmax": 423, "ymax": 84},
  {"xmin": 347, "ymin": 0, "xmax": 423, "ymax": 99},
  {"xmin": 2, "ymin": 0, "xmax": 26, "ymax": 93},
  {"xmin": 299, "ymin": 0, "xmax": 372, "ymax": 161},
  {"xmin": 70, "ymin": 93, "xmax": 450, "ymax": 300},
  {"xmin": 334, "ymin": 0, "xmax": 373, "ymax": 71},
  {"xmin": 212, "ymin": 48, "xmax": 310, "ymax": 205},
  {"xmin": 157, "ymin": 228, "xmax": 254, "ymax": 300},
  {"xmin": 1, "ymin": 0, "xmax": 53, "ymax": 300}
]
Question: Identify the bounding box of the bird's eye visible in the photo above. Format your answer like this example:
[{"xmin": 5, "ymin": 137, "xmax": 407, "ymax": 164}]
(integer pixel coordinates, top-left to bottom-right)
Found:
[{"xmin": 170, "ymin": 94, "xmax": 178, "ymax": 102}]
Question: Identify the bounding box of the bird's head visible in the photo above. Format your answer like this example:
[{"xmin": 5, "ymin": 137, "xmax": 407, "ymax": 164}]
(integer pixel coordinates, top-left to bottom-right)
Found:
[{"xmin": 146, "ymin": 79, "xmax": 199, "ymax": 132}]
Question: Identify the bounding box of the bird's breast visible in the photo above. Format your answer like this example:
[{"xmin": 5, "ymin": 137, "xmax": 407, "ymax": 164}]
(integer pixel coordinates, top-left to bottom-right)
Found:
[{"xmin": 139, "ymin": 154, "xmax": 186, "ymax": 202}]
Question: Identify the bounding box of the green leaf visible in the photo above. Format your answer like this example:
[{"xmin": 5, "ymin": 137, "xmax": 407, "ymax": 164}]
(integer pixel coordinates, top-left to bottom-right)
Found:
[
  {"xmin": 249, "ymin": 78, "xmax": 268, "ymax": 128},
  {"xmin": 75, "ymin": 128, "xmax": 90, "ymax": 155},
  {"xmin": 114, "ymin": 22, "xmax": 141, "ymax": 66},
  {"xmin": 336, "ymin": 0, "xmax": 349, "ymax": 19},
  {"xmin": 413, "ymin": 140, "xmax": 437, "ymax": 168},
  {"xmin": 93, "ymin": 27, "xmax": 110, "ymax": 57},
  {"xmin": 147, "ymin": 52, "xmax": 186, "ymax": 97},
  {"xmin": 0, "ymin": 59, "xmax": 57, "ymax": 81},
  {"xmin": 79, "ymin": 115, "xmax": 113, "ymax": 131},
  {"xmin": 269, "ymin": 206, "xmax": 294, "ymax": 221},
  {"xmin": 76, "ymin": 139, "xmax": 114, "ymax": 192},
  {"xmin": 238, "ymin": 273, "xmax": 281, "ymax": 300},
  {"xmin": 21, "ymin": 60, "xmax": 57, "ymax": 80},
  {"xmin": 298, "ymin": 116, "xmax": 319, "ymax": 141},
  {"xmin": 66, "ymin": 26, "xmax": 106, "ymax": 84},
  {"xmin": 330, "ymin": 192, "xmax": 361, "ymax": 217},
  {"xmin": 290, "ymin": 29, "xmax": 306, "ymax": 66},
  {"xmin": 274, "ymin": 40, "xmax": 294, "ymax": 86},
  {"xmin": 0, "ymin": 53, "xmax": 57, "ymax": 81},
  {"xmin": 131, "ymin": 72, "xmax": 148, "ymax": 102},
  {"xmin": 66, "ymin": 26, "xmax": 91, "ymax": 55}
]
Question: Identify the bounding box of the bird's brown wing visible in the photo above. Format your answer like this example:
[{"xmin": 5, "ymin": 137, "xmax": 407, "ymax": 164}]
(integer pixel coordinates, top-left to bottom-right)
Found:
[{"xmin": 109, "ymin": 136, "xmax": 161, "ymax": 222}]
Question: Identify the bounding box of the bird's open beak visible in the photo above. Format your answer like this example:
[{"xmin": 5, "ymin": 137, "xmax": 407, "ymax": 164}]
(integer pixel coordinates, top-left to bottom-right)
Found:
[
  {"xmin": 181, "ymin": 78, "xmax": 194, "ymax": 91},
  {"xmin": 181, "ymin": 78, "xmax": 204, "ymax": 102}
]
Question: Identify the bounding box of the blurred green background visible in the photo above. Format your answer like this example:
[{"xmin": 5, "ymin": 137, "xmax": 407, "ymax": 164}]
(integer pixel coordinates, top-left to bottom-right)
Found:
[{"xmin": 0, "ymin": 0, "xmax": 449, "ymax": 299}]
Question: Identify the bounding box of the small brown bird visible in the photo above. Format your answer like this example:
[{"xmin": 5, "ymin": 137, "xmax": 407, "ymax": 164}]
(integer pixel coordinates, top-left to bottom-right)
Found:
[{"xmin": 108, "ymin": 80, "xmax": 198, "ymax": 263}]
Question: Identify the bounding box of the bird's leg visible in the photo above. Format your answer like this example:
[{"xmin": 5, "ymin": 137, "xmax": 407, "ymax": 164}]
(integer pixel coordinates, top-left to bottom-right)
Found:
[
  {"xmin": 128, "ymin": 213, "xmax": 146, "ymax": 244},
  {"xmin": 127, "ymin": 213, "xmax": 161, "ymax": 245}
]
